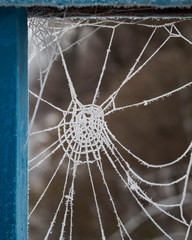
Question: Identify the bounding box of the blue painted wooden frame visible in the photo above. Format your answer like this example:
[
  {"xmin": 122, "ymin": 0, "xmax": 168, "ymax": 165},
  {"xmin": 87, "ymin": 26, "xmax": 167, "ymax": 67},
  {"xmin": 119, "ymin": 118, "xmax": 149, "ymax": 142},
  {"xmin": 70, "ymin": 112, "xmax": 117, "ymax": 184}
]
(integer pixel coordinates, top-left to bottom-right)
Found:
[
  {"xmin": 0, "ymin": 7, "xmax": 28, "ymax": 240},
  {"xmin": 0, "ymin": 0, "xmax": 192, "ymax": 7},
  {"xmin": 0, "ymin": 0, "xmax": 192, "ymax": 240}
]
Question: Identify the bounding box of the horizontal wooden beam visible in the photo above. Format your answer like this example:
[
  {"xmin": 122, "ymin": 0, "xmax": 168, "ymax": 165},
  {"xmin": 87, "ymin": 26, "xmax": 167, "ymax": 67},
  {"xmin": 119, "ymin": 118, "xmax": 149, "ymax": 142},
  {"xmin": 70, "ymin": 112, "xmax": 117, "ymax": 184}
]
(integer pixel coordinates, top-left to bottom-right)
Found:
[{"xmin": 0, "ymin": 0, "xmax": 192, "ymax": 7}]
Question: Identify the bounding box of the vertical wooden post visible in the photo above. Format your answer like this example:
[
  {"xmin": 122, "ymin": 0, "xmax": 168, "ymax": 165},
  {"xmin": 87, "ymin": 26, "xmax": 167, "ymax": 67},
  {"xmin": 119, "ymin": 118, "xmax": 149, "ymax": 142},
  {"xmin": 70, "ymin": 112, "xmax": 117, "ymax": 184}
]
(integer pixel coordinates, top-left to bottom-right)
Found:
[{"xmin": 0, "ymin": 7, "xmax": 28, "ymax": 240}]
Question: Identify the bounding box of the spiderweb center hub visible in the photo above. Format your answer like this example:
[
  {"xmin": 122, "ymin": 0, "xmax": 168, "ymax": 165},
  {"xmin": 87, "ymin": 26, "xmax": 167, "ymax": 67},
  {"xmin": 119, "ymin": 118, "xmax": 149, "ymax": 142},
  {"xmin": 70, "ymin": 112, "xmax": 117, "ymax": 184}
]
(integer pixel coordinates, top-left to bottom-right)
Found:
[{"xmin": 60, "ymin": 104, "xmax": 105, "ymax": 160}]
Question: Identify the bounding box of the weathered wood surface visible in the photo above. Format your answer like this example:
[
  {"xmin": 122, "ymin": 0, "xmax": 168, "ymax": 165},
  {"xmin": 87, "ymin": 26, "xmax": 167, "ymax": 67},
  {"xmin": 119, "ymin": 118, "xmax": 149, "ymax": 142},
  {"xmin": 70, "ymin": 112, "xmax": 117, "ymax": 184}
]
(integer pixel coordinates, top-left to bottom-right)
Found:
[
  {"xmin": 0, "ymin": 0, "xmax": 192, "ymax": 7},
  {"xmin": 0, "ymin": 7, "xmax": 28, "ymax": 240}
]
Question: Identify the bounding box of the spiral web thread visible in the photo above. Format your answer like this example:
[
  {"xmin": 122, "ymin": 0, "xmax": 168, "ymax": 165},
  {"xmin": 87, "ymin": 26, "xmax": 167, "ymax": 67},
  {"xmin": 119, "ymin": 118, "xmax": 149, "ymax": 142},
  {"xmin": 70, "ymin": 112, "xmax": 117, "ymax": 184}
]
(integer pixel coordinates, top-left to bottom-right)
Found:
[{"xmin": 28, "ymin": 16, "xmax": 192, "ymax": 240}]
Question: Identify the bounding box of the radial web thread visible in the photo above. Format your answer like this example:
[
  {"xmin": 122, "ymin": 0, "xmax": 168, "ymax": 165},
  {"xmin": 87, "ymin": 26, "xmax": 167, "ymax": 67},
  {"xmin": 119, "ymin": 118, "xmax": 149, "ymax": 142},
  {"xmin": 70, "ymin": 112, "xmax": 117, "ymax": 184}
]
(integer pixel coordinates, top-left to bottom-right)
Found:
[{"xmin": 28, "ymin": 17, "xmax": 192, "ymax": 240}]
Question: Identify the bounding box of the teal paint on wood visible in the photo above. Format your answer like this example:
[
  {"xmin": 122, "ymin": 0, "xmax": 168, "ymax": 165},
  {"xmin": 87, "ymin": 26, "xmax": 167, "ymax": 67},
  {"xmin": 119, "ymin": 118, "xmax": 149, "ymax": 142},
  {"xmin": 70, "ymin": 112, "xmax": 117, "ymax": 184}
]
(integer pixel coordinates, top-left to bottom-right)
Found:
[
  {"xmin": 0, "ymin": 7, "xmax": 28, "ymax": 240},
  {"xmin": 0, "ymin": 0, "xmax": 191, "ymax": 7}
]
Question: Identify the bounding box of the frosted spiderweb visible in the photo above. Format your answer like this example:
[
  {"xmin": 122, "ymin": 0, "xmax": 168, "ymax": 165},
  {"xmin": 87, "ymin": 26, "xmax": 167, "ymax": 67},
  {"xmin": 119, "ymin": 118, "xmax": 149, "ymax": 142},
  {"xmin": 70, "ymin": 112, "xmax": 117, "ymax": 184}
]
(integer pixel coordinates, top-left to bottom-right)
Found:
[{"xmin": 28, "ymin": 17, "xmax": 192, "ymax": 240}]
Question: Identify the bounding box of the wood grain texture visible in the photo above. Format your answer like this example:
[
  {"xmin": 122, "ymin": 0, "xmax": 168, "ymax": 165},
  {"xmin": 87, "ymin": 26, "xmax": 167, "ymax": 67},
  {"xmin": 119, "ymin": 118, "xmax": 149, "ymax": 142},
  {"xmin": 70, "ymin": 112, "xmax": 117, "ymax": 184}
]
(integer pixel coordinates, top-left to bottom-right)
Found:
[
  {"xmin": 0, "ymin": 0, "xmax": 192, "ymax": 7},
  {"xmin": 0, "ymin": 7, "xmax": 28, "ymax": 240}
]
